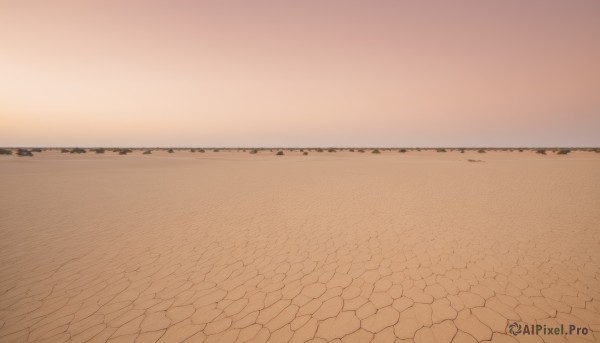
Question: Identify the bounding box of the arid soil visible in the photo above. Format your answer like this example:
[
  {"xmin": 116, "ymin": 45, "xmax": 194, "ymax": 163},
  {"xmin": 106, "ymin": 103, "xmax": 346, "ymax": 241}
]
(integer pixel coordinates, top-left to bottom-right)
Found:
[{"xmin": 1, "ymin": 150, "xmax": 599, "ymax": 342}]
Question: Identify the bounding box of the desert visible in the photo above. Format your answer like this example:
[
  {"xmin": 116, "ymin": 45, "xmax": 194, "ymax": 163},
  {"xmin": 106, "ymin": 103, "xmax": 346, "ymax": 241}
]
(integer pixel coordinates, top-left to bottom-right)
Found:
[
  {"xmin": 2, "ymin": 1, "xmax": 600, "ymax": 342},
  {"xmin": 1, "ymin": 149, "xmax": 599, "ymax": 342}
]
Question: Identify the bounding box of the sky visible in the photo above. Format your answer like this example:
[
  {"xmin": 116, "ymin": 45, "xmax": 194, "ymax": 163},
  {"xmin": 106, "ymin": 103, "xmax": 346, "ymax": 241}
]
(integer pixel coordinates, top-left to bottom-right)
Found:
[{"xmin": 1, "ymin": 0, "xmax": 599, "ymax": 147}]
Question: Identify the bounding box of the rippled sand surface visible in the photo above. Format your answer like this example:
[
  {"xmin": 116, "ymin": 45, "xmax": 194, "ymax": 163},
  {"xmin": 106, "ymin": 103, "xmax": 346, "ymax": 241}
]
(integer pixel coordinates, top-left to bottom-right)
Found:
[{"xmin": 1, "ymin": 150, "xmax": 599, "ymax": 342}]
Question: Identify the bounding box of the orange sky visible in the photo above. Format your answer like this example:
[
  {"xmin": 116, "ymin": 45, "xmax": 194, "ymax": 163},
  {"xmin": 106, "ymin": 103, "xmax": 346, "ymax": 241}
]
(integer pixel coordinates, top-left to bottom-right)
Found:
[{"xmin": 1, "ymin": 0, "xmax": 599, "ymax": 147}]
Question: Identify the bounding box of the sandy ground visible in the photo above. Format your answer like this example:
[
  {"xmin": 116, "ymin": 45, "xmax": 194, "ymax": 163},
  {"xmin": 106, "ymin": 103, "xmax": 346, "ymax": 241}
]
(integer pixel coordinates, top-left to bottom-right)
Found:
[{"xmin": 0, "ymin": 150, "xmax": 599, "ymax": 343}]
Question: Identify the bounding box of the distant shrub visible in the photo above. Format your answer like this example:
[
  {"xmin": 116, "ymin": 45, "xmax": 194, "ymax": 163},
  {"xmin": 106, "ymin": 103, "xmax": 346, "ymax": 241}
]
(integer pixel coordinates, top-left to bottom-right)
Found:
[
  {"xmin": 118, "ymin": 149, "xmax": 132, "ymax": 155},
  {"xmin": 190, "ymin": 149, "xmax": 196, "ymax": 152},
  {"xmin": 467, "ymin": 159, "xmax": 484, "ymax": 163},
  {"xmin": 436, "ymin": 149, "xmax": 447, "ymax": 152},
  {"xmin": 31, "ymin": 148, "xmax": 42, "ymax": 152},
  {"xmin": 372, "ymin": 149, "xmax": 381, "ymax": 154},
  {"xmin": 70, "ymin": 148, "xmax": 86, "ymax": 154},
  {"xmin": 250, "ymin": 149, "xmax": 258, "ymax": 154},
  {"xmin": 0, "ymin": 148, "xmax": 12, "ymax": 155},
  {"xmin": 518, "ymin": 149, "xmax": 523, "ymax": 152},
  {"xmin": 303, "ymin": 151, "xmax": 308, "ymax": 155},
  {"xmin": 61, "ymin": 149, "xmax": 69, "ymax": 153},
  {"xmin": 168, "ymin": 149, "xmax": 174, "ymax": 153},
  {"xmin": 358, "ymin": 149, "xmax": 365, "ymax": 153},
  {"xmin": 213, "ymin": 149, "xmax": 219, "ymax": 152},
  {"xmin": 17, "ymin": 149, "xmax": 33, "ymax": 157},
  {"xmin": 459, "ymin": 149, "xmax": 465, "ymax": 153},
  {"xmin": 143, "ymin": 150, "xmax": 152, "ymax": 154},
  {"xmin": 477, "ymin": 149, "xmax": 486, "ymax": 153},
  {"xmin": 349, "ymin": 149, "xmax": 355, "ymax": 152},
  {"xmin": 556, "ymin": 149, "xmax": 570, "ymax": 155},
  {"xmin": 93, "ymin": 148, "xmax": 105, "ymax": 154},
  {"xmin": 328, "ymin": 148, "xmax": 336, "ymax": 152},
  {"xmin": 316, "ymin": 148, "xmax": 323, "ymax": 152},
  {"xmin": 199, "ymin": 149, "xmax": 205, "ymax": 153},
  {"xmin": 536, "ymin": 149, "xmax": 546, "ymax": 155},
  {"xmin": 276, "ymin": 151, "xmax": 284, "ymax": 156},
  {"xmin": 399, "ymin": 149, "xmax": 406, "ymax": 153}
]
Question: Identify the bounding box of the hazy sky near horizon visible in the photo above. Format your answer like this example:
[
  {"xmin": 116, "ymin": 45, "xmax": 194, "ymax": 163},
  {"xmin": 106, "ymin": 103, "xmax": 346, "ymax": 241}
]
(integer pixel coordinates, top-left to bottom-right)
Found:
[{"xmin": 1, "ymin": 0, "xmax": 599, "ymax": 147}]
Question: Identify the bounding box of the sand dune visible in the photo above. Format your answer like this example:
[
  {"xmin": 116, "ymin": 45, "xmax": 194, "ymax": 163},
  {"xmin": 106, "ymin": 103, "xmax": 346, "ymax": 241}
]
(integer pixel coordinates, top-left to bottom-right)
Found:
[{"xmin": 1, "ymin": 150, "xmax": 599, "ymax": 342}]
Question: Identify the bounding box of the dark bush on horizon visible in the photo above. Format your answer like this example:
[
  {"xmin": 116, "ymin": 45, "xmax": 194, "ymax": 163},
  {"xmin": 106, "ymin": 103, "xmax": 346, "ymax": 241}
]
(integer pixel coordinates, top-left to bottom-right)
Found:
[
  {"xmin": 358, "ymin": 149, "xmax": 365, "ymax": 153},
  {"xmin": 17, "ymin": 149, "xmax": 33, "ymax": 157},
  {"xmin": 93, "ymin": 148, "xmax": 105, "ymax": 154},
  {"xmin": 190, "ymin": 149, "xmax": 196, "ymax": 152},
  {"xmin": 70, "ymin": 148, "xmax": 86, "ymax": 154},
  {"xmin": 61, "ymin": 149, "xmax": 69, "ymax": 153},
  {"xmin": 556, "ymin": 149, "xmax": 571, "ymax": 155},
  {"xmin": 143, "ymin": 150, "xmax": 152, "ymax": 154},
  {"xmin": 372, "ymin": 149, "xmax": 381, "ymax": 154},
  {"xmin": 213, "ymin": 149, "xmax": 219, "ymax": 152},
  {"xmin": 437, "ymin": 149, "xmax": 447, "ymax": 152},
  {"xmin": 276, "ymin": 151, "xmax": 284, "ymax": 156},
  {"xmin": 303, "ymin": 151, "xmax": 308, "ymax": 155},
  {"xmin": 536, "ymin": 149, "xmax": 546, "ymax": 155},
  {"xmin": 118, "ymin": 149, "xmax": 133, "ymax": 155},
  {"xmin": 250, "ymin": 149, "xmax": 258, "ymax": 154},
  {"xmin": 316, "ymin": 148, "xmax": 323, "ymax": 152},
  {"xmin": 399, "ymin": 149, "xmax": 407, "ymax": 153},
  {"xmin": 328, "ymin": 148, "xmax": 336, "ymax": 152},
  {"xmin": 199, "ymin": 149, "xmax": 205, "ymax": 153},
  {"xmin": 168, "ymin": 149, "xmax": 174, "ymax": 153},
  {"xmin": 0, "ymin": 149, "xmax": 12, "ymax": 155},
  {"xmin": 478, "ymin": 149, "xmax": 486, "ymax": 153},
  {"xmin": 31, "ymin": 148, "xmax": 42, "ymax": 152}
]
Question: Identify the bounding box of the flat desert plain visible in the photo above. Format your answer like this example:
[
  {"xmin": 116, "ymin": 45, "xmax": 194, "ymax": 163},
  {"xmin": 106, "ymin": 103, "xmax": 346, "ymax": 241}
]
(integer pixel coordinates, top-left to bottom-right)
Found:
[{"xmin": 0, "ymin": 150, "xmax": 599, "ymax": 343}]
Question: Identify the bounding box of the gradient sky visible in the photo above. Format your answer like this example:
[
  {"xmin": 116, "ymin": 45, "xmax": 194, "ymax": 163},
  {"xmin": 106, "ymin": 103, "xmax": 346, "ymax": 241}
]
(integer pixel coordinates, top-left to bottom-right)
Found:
[{"xmin": 1, "ymin": 0, "xmax": 599, "ymax": 147}]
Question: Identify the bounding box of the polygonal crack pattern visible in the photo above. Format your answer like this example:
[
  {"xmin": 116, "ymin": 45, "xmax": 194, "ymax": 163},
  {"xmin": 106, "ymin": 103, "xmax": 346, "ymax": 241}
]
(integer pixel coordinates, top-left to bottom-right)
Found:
[{"xmin": 0, "ymin": 155, "xmax": 599, "ymax": 343}]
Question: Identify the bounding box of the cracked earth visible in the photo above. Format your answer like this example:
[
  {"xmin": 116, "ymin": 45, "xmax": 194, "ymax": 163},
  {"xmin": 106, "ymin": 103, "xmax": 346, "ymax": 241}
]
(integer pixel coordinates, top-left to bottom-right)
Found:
[{"xmin": 1, "ymin": 150, "xmax": 599, "ymax": 342}]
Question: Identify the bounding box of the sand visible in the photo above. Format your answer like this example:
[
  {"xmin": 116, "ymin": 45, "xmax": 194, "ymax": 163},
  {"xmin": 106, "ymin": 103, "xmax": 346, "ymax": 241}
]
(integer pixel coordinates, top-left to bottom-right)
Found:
[{"xmin": 1, "ymin": 149, "xmax": 599, "ymax": 343}]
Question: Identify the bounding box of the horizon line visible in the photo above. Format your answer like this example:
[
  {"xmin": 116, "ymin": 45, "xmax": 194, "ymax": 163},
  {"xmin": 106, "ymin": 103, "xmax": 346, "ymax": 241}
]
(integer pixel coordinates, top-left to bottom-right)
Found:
[{"xmin": 3, "ymin": 146, "xmax": 600, "ymax": 149}]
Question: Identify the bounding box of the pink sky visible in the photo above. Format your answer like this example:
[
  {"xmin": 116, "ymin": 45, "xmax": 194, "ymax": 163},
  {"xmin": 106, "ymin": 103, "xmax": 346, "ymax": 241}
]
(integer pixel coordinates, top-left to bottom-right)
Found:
[{"xmin": 1, "ymin": 0, "xmax": 599, "ymax": 147}]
